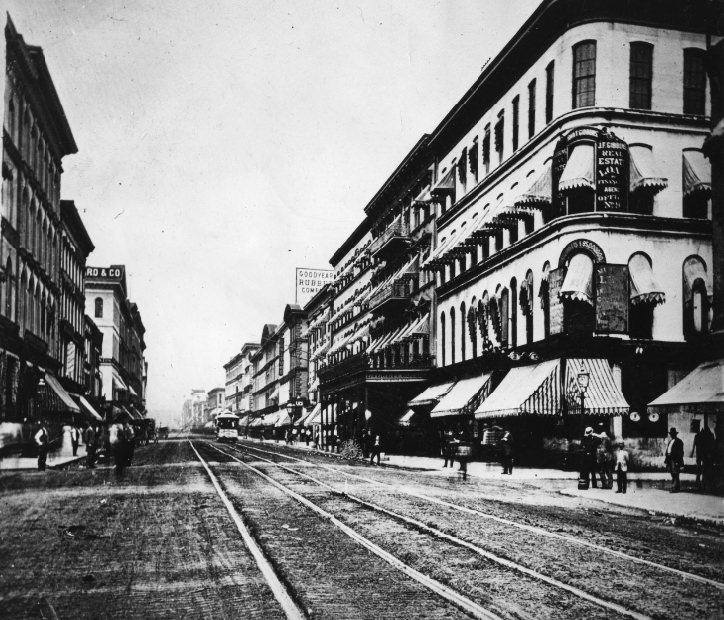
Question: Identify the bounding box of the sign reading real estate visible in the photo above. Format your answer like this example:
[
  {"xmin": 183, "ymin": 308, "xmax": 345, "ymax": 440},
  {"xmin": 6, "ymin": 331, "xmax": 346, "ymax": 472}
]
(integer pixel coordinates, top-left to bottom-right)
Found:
[
  {"xmin": 547, "ymin": 267, "xmax": 566, "ymax": 336},
  {"xmin": 595, "ymin": 132, "xmax": 628, "ymax": 212},
  {"xmin": 295, "ymin": 268, "xmax": 334, "ymax": 306}
]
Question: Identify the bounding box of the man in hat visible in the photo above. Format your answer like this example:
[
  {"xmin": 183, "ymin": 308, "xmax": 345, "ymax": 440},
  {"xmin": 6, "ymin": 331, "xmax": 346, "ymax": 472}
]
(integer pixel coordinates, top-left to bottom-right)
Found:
[
  {"xmin": 664, "ymin": 427, "xmax": 684, "ymax": 493},
  {"xmin": 581, "ymin": 426, "xmax": 599, "ymax": 488}
]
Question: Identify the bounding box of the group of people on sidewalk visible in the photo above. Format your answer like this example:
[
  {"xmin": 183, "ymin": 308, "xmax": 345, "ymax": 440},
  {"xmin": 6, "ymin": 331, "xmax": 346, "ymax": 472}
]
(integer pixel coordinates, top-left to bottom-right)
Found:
[{"xmin": 580, "ymin": 425, "xmax": 629, "ymax": 493}]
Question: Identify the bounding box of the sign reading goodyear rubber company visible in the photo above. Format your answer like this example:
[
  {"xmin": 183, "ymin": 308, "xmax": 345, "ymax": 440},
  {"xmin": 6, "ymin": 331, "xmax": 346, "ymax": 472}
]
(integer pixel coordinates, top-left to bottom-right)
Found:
[{"xmin": 296, "ymin": 268, "xmax": 333, "ymax": 306}]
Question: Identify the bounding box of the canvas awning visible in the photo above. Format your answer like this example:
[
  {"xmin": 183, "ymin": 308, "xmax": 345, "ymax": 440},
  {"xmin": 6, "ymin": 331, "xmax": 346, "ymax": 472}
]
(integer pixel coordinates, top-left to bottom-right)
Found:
[
  {"xmin": 44, "ymin": 373, "xmax": 80, "ymax": 413},
  {"xmin": 249, "ymin": 416, "xmax": 263, "ymax": 427},
  {"xmin": 629, "ymin": 254, "xmax": 665, "ymax": 306},
  {"xmin": 629, "ymin": 144, "xmax": 668, "ymax": 193},
  {"xmin": 306, "ymin": 405, "xmax": 323, "ymax": 425},
  {"xmin": 298, "ymin": 403, "xmax": 321, "ymax": 426},
  {"xmin": 559, "ymin": 253, "xmax": 594, "ymax": 304},
  {"xmin": 408, "ymin": 381, "xmax": 456, "ymax": 407},
  {"xmin": 683, "ymin": 258, "xmax": 713, "ymax": 299},
  {"xmin": 275, "ymin": 412, "xmax": 292, "ymax": 427},
  {"xmin": 431, "ymin": 372, "xmax": 493, "ymax": 418},
  {"xmin": 648, "ymin": 358, "xmax": 724, "ymax": 412},
  {"xmin": 430, "ymin": 167, "xmax": 455, "ymax": 198},
  {"xmin": 404, "ymin": 313, "xmax": 430, "ymax": 341},
  {"xmin": 564, "ymin": 358, "xmax": 629, "ymax": 416},
  {"xmin": 558, "ymin": 144, "xmax": 595, "ymax": 191},
  {"xmin": 413, "ymin": 186, "xmax": 432, "ymax": 205},
  {"xmin": 127, "ymin": 385, "xmax": 138, "ymax": 397},
  {"xmin": 112, "ymin": 369, "xmax": 128, "ymax": 392},
  {"xmin": 237, "ymin": 414, "xmax": 250, "ymax": 426},
  {"xmin": 515, "ymin": 166, "xmax": 552, "ymax": 207},
  {"xmin": 683, "ymin": 150, "xmax": 711, "ymax": 197},
  {"xmin": 71, "ymin": 394, "xmax": 103, "ymax": 421},
  {"xmin": 397, "ymin": 409, "xmax": 416, "ymax": 427},
  {"xmin": 476, "ymin": 360, "xmax": 560, "ymax": 418}
]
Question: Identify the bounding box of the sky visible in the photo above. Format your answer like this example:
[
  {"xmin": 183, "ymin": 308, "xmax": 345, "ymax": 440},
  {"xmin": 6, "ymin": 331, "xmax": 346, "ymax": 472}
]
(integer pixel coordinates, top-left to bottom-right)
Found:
[{"xmin": 3, "ymin": 0, "xmax": 541, "ymax": 422}]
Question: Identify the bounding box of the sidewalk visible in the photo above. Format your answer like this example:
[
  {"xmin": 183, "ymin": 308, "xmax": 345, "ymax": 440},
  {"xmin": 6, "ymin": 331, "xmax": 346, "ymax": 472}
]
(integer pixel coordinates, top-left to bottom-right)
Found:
[
  {"xmin": 250, "ymin": 438, "xmax": 724, "ymax": 526},
  {"xmin": 0, "ymin": 449, "xmax": 86, "ymax": 471}
]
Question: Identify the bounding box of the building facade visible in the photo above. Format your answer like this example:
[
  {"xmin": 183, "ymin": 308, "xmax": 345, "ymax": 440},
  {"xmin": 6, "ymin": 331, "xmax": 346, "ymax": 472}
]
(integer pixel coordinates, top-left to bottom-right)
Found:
[
  {"xmin": 85, "ymin": 265, "xmax": 147, "ymax": 420},
  {"xmin": 0, "ymin": 16, "xmax": 81, "ymax": 451},
  {"xmin": 223, "ymin": 342, "xmax": 259, "ymax": 414}
]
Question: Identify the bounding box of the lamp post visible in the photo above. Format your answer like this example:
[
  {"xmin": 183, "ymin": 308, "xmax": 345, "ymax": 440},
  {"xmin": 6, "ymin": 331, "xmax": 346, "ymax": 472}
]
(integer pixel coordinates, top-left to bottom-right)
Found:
[{"xmin": 576, "ymin": 365, "xmax": 590, "ymax": 434}]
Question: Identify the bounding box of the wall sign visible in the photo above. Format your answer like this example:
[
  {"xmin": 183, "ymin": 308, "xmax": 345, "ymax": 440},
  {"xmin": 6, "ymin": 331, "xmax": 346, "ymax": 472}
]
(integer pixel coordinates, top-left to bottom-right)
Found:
[
  {"xmin": 548, "ymin": 267, "xmax": 567, "ymax": 336},
  {"xmin": 296, "ymin": 268, "xmax": 334, "ymax": 307},
  {"xmin": 594, "ymin": 264, "xmax": 628, "ymax": 334},
  {"xmin": 86, "ymin": 266, "xmax": 125, "ymax": 280},
  {"xmin": 595, "ymin": 131, "xmax": 629, "ymax": 212}
]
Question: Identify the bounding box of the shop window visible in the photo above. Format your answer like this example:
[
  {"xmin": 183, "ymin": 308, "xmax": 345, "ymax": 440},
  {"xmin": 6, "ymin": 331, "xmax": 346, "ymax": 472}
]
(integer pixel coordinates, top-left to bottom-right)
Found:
[
  {"xmin": 629, "ymin": 42, "xmax": 653, "ymax": 110},
  {"xmin": 512, "ymin": 96, "xmax": 520, "ymax": 152},
  {"xmin": 94, "ymin": 297, "xmax": 103, "ymax": 318},
  {"xmin": 545, "ymin": 61, "xmax": 555, "ymax": 123},
  {"xmin": 528, "ymin": 79, "xmax": 536, "ymax": 137},
  {"xmin": 572, "ymin": 41, "xmax": 596, "ymax": 108},
  {"xmin": 683, "ymin": 48, "xmax": 706, "ymax": 115}
]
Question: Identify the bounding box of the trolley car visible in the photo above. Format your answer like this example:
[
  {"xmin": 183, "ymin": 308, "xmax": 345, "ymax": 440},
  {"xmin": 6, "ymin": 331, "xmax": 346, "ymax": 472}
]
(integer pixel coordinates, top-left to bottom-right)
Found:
[{"xmin": 215, "ymin": 411, "xmax": 240, "ymax": 442}]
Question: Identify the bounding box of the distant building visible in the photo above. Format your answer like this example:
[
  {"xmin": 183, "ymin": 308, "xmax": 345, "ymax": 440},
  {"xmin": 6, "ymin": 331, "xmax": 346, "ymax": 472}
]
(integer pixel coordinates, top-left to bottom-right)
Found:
[
  {"xmin": 223, "ymin": 342, "xmax": 259, "ymax": 414},
  {"xmin": 206, "ymin": 387, "xmax": 224, "ymax": 422},
  {"xmin": 85, "ymin": 265, "xmax": 147, "ymax": 420}
]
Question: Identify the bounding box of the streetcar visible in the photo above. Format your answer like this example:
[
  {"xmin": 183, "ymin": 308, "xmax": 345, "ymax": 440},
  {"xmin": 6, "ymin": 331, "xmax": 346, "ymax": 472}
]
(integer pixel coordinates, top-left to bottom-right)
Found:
[{"xmin": 215, "ymin": 411, "xmax": 240, "ymax": 442}]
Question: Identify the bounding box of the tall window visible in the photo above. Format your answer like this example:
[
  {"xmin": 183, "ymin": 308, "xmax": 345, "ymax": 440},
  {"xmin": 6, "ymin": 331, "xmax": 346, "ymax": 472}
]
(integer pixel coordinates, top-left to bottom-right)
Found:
[
  {"xmin": 494, "ymin": 110, "xmax": 504, "ymax": 163},
  {"xmin": 482, "ymin": 125, "xmax": 491, "ymax": 175},
  {"xmin": 629, "ymin": 42, "xmax": 653, "ymax": 109},
  {"xmin": 509, "ymin": 278, "xmax": 518, "ymax": 348},
  {"xmin": 683, "ymin": 48, "xmax": 706, "ymax": 115},
  {"xmin": 460, "ymin": 302, "xmax": 466, "ymax": 361},
  {"xmin": 94, "ymin": 297, "xmax": 103, "ymax": 318},
  {"xmin": 511, "ymin": 96, "xmax": 520, "ymax": 151},
  {"xmin": 440, "ymin": 312, "xmax": 446, "ymax": 366},
  {"xmin": 528, "ymin": 79, "xmax": 536, "ymax": 137},
  {"xmin": 572, "ymin": 41, "xmax": 596, "ymax": 108},
  {"xmin": 545, "ymin": 61, "xmax": 555, "ymax": 123},
  {"xmin": 450, "ymin": 308, "xmax": 456, "ymax": 365}
]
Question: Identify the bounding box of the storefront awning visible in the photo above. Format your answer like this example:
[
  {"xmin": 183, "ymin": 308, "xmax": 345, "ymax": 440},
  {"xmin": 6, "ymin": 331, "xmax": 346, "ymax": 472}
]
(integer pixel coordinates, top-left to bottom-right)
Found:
[
  {"xmin": 275, "ymin": 412, "xmax": 292, "ymax": 427},
  {"xmin": 408, "ymin": 381, "xmax": 456, "ymax": 407},
  {"xmin": 629, "ymin": 144, "xmax": 668, "ymax": 193},
  {"xmin": 127, "ymin": 385, "xmax": 138, "ymax": 397},
  {"xmin": 403, "ymin": 313, "xmax": 430, "ymax": 341},
  {"xmin": 559, "ymin": 253, "xmax": 594, "ymax": 304},
  {"xmin": 44, "ymin": 373, "xmax": 80, "ymax": 413},
  {"xmin": 297, "ymin": 403, "xmax": 320, "ymax": 426},
  {"xmin": 431, "ymin": 373, "xmax": 493, "ymax": 418},
  {"xmin": 558, "ymin": 144, "xmax": 594, "ymax": 192},
  {"xmin": 683, "ymin": 150, "xmax": 711, "ymax": 198},
  {"xmin": 237, "ymin": 414, "xmax": 250, "ymax": 426},
  {"xmin": 71, "ymin": 394, "xmax": 103, "ymax": 422},
  {"xmin": 306, "ymin": 405, "xmax": 323, "ymax": 425},
  {"xmin": 397, "ymin": 409, "xmax": 415, "ymax": 427},
  {"xmin": 413, "ymin": 186, "xmax": 432, "ymax": 205},
  {"xmin": 648, "ymin": 358, "xmax": 724, "ymax": 413},
  {"xmin": 515, "ymin": 166, "xmax": 552, "ymax": 207},
  {"xmin": 112, "ymin": 369, "xmax": 128, "ymax": 392},
  {"xmin": 629, "ymin": 254, "xmax": 665, "ymax": 306},
  {"xmin": 430, "ymin": 167, "xmax": 455, "ymax": 198},
  {"xmin": 476, "ymin": 360, "xmax": 560, "ymax": 418},
  {"xmin": 564, "ymin": 358, "xmax": 629, "ymax": 416}
]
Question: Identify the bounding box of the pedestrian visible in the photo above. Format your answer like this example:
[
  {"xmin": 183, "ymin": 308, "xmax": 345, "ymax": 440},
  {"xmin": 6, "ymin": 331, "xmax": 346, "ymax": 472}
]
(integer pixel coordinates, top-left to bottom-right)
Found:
[
  {"xmin": 614, "ymin": 441, "xmax": 629, "ymax": 493},
  {"xmin": 596, "ymin": 426, "xmax": 614, "ymax": 489},
  {"xmin": 581, "ymin": 427, "xmax": 600, "ymax": 489},
  {"xmin": 109, "ymin": 420, "xmax": 126, "ymax": 476},
  {"xmin": 34, "ymin": 420, "xmax": 50, "ymax": 472},
  {"xmin": 442, "ymin": 430, "xmax": 456, "ymax": 468},
  {"xmin": 664, "ymin": 427, "xmax": 684, "ymax": 493},
  {"xmin": 369, "ymin": 434, "xmax": 381, "ymax": 466},
  {"xmin": 690, "ymin": 423, "xmax": 716, "ymax": 490},
  {"xmin": 361, "ymin": 428, "xmax": 369, "ymax": 458},
  {"xmin": 305, "ymin": 428, "xmax": 310, "ymax": 446},
  {"xmin": 84, "ymin": 423, "xmax": 97, "ymax": 468},
  {"xmin": 500, "ymin": 430, "xmax": 514, "ymax": 475},
  {"xmin": 70, "ymin": 424, "xmax": 81, "ymax": 456},
  {"xmin": 124, "ymin": 422, "xmax": 136, "ymax": 466}
]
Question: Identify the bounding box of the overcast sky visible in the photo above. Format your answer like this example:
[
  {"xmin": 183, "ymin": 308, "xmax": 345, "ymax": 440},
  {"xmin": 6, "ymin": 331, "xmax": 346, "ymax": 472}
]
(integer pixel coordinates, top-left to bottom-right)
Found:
[{"xmin": 4, "ymin": 0, "xmax": 540, "ymax": 421}]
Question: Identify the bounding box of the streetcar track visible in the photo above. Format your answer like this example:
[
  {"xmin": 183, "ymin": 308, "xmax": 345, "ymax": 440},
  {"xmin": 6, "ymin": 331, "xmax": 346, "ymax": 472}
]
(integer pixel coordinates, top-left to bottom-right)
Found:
[
  {"xmin": 197, "ymin": 440, "xmax": 505, "ymax": 620},
  {"xmin": 235, "ymin": 440, "xmax": 724, "ymax": 591},
  {"xmin": 207, "ymin": 440, "xmax": 654, "ymax": 620},
  {"xmin": 188, "ymin": 441, "xmax": 306, "ymax": 620}
]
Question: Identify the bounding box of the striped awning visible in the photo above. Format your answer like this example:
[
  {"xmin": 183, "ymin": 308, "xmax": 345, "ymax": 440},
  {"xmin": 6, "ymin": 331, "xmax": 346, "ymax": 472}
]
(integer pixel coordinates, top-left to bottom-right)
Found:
[
  {"xmin": 515, "ymin": 166, "xmax": 552, "ymax": 207},
  {"xmin": 71, "ymin": 394, "xmax": 103, "ymax": 422},
  {"xmin": 565, "ymin": 358, "xmax": 629, "ymax": 416},
  {"xmin": 683, "ymin": 150, "xmax": 711, "ymax": 197},
  {"xmin": 408, "ymin": 381, "xmax": 456, "ymax": 407},
  {"xmin": 306, "ymin": 405, "xmax": 323, "ymax": 425},
  {"xmin": 404, "ymin": 313, "xmax": 430, "ymax": 340},
  {"xmin": 44, "ymin": 373, "xmax": 81, "ymax": 414},
  {"xmin": 413, "ymin": 186, "xmax": 432, "ymax": 205},
  {"xmin": 558, "ymin": 144, "xmax": 595, "ymax": 191},
  {"xmin": 431, "ymin": 373, "xmax": 493, "ymax": 418},
  {"xmin": 648, "ymin": 358, "xmax": 724, "ymax": 412},
  {"xmin": 476, "ymin": 360, "xmax": 560, "ymax": 418},
  {"xmin": 559, "ymin": 253, "xmax": 594, "ymax": 304},
  {"xmin": 629, "ymin": 254, "xmax": 665, "ymax": 306},
  {"xmin": 275, "ymin": 411, "xmax": 292, "ymax": 427},
  {"xmin": 629, "ymin": 144, "xmax": 667, "ymax": 193},
  {"xmin": 298, "ymin": 403, "xmax": 321, "ymax": 426}
]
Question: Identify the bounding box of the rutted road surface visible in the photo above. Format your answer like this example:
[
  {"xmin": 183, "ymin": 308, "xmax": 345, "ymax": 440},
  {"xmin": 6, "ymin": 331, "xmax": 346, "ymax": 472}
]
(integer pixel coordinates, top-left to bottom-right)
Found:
[{"xmin": 0, "ymin": 438, "xmax": 721, "ymax": 619}]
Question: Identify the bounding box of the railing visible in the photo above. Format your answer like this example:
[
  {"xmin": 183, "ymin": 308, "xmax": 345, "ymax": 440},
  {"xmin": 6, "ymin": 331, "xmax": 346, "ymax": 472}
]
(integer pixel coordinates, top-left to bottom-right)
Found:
[
  {"xmin": 368, "ymin": 273, "xmax": 418, "ymax": 309},
  {"xmin": 318, "ymin": 350, "xmax": 434, "ymax": 381},
  {"xmin": 369, "ymin": 220, "xmax": 410, "ymax": 255}
]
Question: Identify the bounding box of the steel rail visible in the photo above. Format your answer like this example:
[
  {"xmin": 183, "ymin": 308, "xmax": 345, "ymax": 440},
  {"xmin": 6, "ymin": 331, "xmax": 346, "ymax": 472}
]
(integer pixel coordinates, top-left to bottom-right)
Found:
[
  {"xmin": 199, "ymin": 441, "xmax": 502, "ymax": 620},
  {"xmin": 188, "ymin": 440, "xmax": 307, "ymax": 620},
  {"xmin": 237, "ymin": 440, "xmax": 724, "ymax": 591},
  {"xmin": 221, "ymin": 441, "xmax": 652, "ymax": 620}
]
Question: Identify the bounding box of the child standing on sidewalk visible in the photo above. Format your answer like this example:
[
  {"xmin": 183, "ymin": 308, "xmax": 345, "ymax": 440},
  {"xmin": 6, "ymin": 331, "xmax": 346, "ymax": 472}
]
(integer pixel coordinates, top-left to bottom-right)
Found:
[{"xmin": 614, "ymin": 441, "xmax": 629, "ymax": 494}]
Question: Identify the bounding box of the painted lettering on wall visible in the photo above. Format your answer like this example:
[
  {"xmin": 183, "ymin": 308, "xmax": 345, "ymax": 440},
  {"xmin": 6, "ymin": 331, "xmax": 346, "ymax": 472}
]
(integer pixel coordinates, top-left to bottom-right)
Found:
[{"xmin": 296, "ymin": 268, "xmax": 334, "ymax": 306}]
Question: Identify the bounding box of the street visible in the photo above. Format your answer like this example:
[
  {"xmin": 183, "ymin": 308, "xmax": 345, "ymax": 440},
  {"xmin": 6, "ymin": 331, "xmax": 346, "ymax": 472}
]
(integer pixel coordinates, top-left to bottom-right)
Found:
[{"xmin": 1, "ymin": 438, "xmax": 722, "ymax": 619}]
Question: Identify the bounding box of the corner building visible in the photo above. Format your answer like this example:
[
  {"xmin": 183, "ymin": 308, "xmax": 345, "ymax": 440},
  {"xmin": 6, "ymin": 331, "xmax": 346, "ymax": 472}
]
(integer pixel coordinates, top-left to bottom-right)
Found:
[{"xmin": 418, "ymin": 0, "xmax": 716, "ymax": 465}]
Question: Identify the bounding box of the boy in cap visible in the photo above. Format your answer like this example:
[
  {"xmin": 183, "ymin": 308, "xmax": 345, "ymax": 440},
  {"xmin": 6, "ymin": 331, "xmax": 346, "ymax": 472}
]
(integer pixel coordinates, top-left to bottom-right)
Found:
[{"xmin": 664, "ymin": 427, "xmax": 684, "ymax": 493}]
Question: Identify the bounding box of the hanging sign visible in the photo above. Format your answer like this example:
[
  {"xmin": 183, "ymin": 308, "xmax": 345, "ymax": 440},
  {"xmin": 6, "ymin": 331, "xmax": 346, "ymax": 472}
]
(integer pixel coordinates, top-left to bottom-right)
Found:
[
  {"xmin": 595, "ymin": 130, "xmax": 629, "ymax": 211},
  {"xmin": 594, "ymin": 264, "xmax": 628, "ymax": 334}
]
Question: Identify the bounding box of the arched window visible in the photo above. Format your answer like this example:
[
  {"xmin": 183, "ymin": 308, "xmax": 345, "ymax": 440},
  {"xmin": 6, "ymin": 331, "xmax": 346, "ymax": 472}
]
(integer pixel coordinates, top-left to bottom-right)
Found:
[
  {"xmin": 510, "ymin": 278, "xmax": 518, "ymax": 348},
  {"xmin": 450, "ymin": 308, "xmax": 456, "ymax": 365},
  {"xmin": 523, "ymin": 270, "xmax": 534, "ymax": 344},
  {"xmin": 94, "ymin": 297, "xmax": 104, "ymax": 318},
  {"xmin": 440, "ymin": 312, "xmax": 446, "ymax": 367},
  {"xmin": 460, "ymin": 301, "xmax": 466, "ymax": 361},
  {"xmin": 4, "ymin": 258, "xmax": 13, "ymax": 320},
  {"xmin": 499, "ymin": 287, "xmax": 509, "ymax": 347},
  {"xmin": 683, "ymin": 256, "xmax": 711, "ymax": 339},
  {"xmin": 469, "ymin": 297, "xmax": 478, "ymax": 359}
]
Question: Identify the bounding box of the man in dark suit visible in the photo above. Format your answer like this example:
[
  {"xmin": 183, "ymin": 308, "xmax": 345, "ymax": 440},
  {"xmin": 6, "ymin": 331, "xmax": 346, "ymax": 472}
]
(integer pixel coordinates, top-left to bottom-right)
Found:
[{"xmin": 664, "ymin": 427, "xmax": 684, "ymax": 493}]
